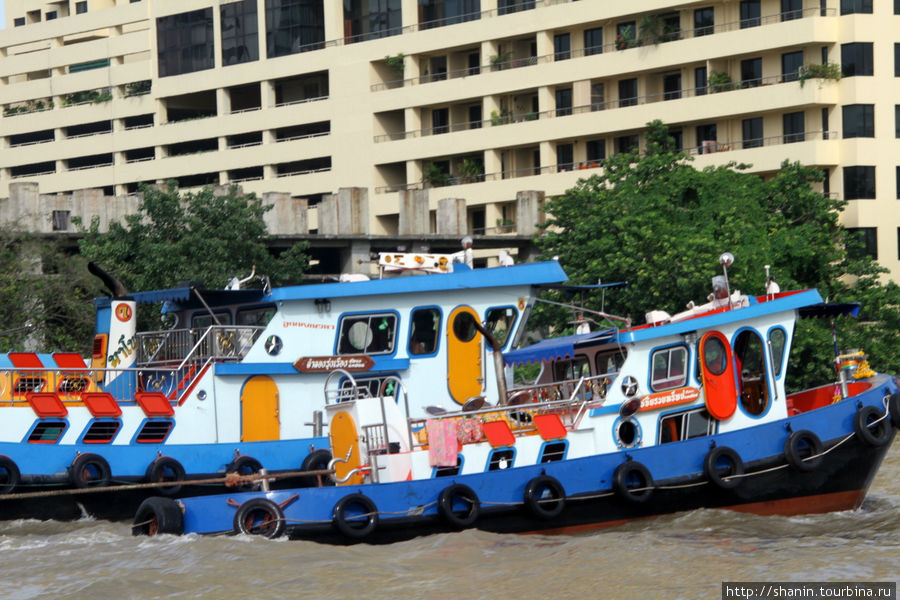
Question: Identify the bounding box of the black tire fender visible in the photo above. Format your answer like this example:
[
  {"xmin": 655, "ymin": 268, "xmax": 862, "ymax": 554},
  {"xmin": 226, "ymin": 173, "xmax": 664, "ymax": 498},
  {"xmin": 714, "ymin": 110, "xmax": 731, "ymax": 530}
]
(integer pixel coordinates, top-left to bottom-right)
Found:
[
  {"xmin": 784, "ymin": 430, "xmax": 824, "ymax": 472},
  {"xmin": 332, "ymin": 493, "xmax": 378, "ymax": 539},
  {"xmin": 889, "ymin": 393, "xmax": 900, "ymax": 429},
  {"xmin": 523, "ymin": 475, "xmax": 566, "ymax": 519},
  {"xmin": 613, "ymin": 460, "xmax": 654, "ymax": 503},
  {"xmin": 226, "ymin": 455, "xmax": 263, "ymax": 490},
  {"xmin": 703, "ymin": 446, "xmax": 745, "ymax": 490},
  {"xmin": 68, "ymin": 453, "xmax": 111, "ymax": 488},
  {"xmin": 854, "ymin": 405, "xmax": 892, "ymax": 447},
  {"xmin": 300, "ymin": 449, "xmax": 334, "ymax": 487},
  {"xmin": 0, "ymin": 455, "xmax": 20, "ymax": 495},
  {"xmin": 233, "ymin": 498, "xmax": 286, "ymax": 539},
  {"xmin": 132, "ymin": 496, "xmax": 184, "ymax": 536},
  {"xmin": 437, "ymin": 483, "xmax": 480, "ymax": 529},
  {"xmin": 145, "ymin": 456, "xmax": 186, "ymax": 496}
]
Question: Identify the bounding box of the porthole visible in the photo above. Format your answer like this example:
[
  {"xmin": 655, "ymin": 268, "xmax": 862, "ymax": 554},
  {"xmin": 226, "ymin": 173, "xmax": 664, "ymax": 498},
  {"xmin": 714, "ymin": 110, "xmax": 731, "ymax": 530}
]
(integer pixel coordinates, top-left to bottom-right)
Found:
[
  {"xmin": 452, "ymin": 311, "xmax": 478, "ymax": 343},
  {"xmin": 614, "ymin": 416, "xmax": 641, "ymax": 449}
]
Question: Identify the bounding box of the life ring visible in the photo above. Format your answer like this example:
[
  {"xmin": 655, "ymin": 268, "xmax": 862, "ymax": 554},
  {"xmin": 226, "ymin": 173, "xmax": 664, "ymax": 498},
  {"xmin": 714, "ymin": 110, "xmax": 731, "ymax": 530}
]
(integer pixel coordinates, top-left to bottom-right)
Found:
[
  {"xmin": 853, "ymin": 405, "xmax": 892, "ymax": 447},
  {"xmin": 523, "ymin": 475, "xmax": 566, "ymax": 519},
  {"xmin": 890, "ymin": 393, "xmax": 900, "ymax": 429},
  {"xmin": 233, "ymin": 498, "xmax": 286, "ymax": 539},
  {"xmin": 299, "ymin": 449, "xmax": 334, "ymax": 487},
  {"xmin": 68, "ymin": 453, "xmax": 111, "ymax": 488},
  {"xmin": 132, "ymin": 496, "xmax": 184, "ymax": 536},
  {"xmin": 783, "ymin": 430, "xmax": 824, "ymax": 472},
  {"xmin": 0, "ymin": 455, "xmax": 20, "ymax": 495},
  {"xmin": 703, "ymin": 446, "xmax": 744, "ymax": 490},
  {"xmin": 145, "ymin": 456, "xmax": 186, "ymax": 496},
  {"xmin": 226, "ymin": 455, "xmax": 263, "ymax": 490},
  {"xmin": 613, "ymin": 461, "xmax": 654, "ymax": 503},
  {"xmin": 437, "ymin": 483, "xmax": 480, "ymax": 528},
  {"xmin": 332, "ymin": 493, "xmax": 378, "ymax": 539}
]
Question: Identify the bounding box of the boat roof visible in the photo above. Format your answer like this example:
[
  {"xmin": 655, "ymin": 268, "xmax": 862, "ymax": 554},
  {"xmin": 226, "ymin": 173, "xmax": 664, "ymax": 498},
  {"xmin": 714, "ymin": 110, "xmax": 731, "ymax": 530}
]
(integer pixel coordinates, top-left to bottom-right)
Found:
[{"xmin": 504, "ymin": 329, "xmax": 617, "ymax": 366}]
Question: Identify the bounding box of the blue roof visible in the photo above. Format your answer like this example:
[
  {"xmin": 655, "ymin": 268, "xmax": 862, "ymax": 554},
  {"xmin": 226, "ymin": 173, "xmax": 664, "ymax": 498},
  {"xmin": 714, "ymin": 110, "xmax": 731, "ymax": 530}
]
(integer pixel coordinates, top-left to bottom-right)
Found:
[{"xmin": 505, "ymin": 329, "xmax": 616, "ymax": 366}]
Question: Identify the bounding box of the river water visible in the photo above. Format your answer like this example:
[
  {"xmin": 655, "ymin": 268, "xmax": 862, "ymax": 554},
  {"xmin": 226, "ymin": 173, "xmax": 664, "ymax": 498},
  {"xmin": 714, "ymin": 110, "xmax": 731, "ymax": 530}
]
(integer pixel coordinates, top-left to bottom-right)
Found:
[{"xmin": 1, "ymin": 447, "xmax": 897, "ymax": 600}]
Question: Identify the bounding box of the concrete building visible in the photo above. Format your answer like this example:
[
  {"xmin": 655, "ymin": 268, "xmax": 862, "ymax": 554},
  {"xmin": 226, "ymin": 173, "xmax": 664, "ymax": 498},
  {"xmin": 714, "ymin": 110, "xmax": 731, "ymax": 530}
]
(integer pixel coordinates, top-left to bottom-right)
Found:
[{"xmin": 1, "ymin": 0, "xmax": 898, "ymax": 278}]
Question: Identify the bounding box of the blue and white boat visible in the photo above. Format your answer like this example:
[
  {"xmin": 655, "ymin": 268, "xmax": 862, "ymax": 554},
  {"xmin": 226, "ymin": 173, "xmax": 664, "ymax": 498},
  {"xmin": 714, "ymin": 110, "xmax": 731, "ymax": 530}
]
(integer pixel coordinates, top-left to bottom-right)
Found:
[
  {"xmin": 0, "ymin": 255, "xmax": 566, "ymax": 520},
  {"xmin": 133, "ymin": 254, "xmax": 898, "ymax": 542}
]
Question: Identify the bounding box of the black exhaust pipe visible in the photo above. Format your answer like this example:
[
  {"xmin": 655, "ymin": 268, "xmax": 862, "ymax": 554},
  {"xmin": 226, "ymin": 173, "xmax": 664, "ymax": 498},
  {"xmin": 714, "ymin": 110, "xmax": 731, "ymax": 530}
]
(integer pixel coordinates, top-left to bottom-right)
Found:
[{"xmin": 88, "ymin": 262, "xmax": 128, "ymax": 298}]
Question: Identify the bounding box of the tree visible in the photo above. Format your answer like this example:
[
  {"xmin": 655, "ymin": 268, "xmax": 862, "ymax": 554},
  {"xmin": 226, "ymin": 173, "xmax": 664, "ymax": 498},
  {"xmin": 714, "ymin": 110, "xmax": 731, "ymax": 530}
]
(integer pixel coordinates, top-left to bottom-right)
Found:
[
  {"xmin": 536, "ymin": 121, "xmax": 900, "ymax": 390},
  {"xmin": 77, "ymin": 182, "xmax": 309, "ymax": 293}
]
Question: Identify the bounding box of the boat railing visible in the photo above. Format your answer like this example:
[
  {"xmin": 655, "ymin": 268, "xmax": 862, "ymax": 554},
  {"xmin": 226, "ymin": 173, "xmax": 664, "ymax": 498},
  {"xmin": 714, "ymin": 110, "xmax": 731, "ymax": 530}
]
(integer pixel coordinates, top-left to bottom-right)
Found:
[
  {"xmin": 323, "ymin": 369, "xmax": 374, "ymax": 405},
  {"xmin": 136, "ymin": 325, "xmax": 264, "ymax": 368}
]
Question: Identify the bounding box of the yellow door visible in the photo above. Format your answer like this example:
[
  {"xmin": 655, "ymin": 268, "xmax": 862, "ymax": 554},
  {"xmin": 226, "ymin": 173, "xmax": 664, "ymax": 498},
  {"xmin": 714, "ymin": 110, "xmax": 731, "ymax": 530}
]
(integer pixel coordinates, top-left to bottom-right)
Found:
[
  {"xmin": 447, "ymin": 306, "xmax": 484, "ymax": 406},
  {"xmin": 329, "ymin": 410, "xmax": 363, "ymax": 485},
  {"xmin": 241, "ymin": 375, "xmax": 280, "ymax": 441}
]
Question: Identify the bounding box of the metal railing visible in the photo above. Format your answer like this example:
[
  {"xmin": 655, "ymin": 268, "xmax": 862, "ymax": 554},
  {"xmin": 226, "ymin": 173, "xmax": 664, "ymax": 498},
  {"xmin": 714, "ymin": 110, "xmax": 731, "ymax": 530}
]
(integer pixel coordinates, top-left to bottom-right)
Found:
[{"xmin": 136, "ymin": 325, "xmax": 264, "ymax": 368}]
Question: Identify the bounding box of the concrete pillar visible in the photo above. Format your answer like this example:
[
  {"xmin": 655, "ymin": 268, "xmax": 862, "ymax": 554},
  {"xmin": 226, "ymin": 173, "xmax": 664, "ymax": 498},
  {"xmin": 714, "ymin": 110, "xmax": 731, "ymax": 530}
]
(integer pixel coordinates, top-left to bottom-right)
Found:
[
  {"xmin": 398, "ymin": 189, "xmax": 429, "ymax": 234},
  {"xmin": 341, "ymin": 239, "xmax": 372, "ymax": 276},
  {"xmin": 319, "ymin": 187, "xmax": 369, "ymax": 235},
  {"xmin": 515, "ymin": 190, "xmax": 545, "ymax": 235},
  {"xmin": 323, "ymin": 0, "xmax": 343, "ymax": 41},
  {"xmin": 7, "ymin": 182, "xmax": 39, "ymax": 230},
  {"xmin": 437, "ymin": 197, "xmax": 467, "ymax": 235},
  {"xmin": 402, "ymin": 1, "xmax": 419, "ymax": 31},
  {"xmin": 263, "ymin": 191, "xmax": 308, "ymax": 235}
]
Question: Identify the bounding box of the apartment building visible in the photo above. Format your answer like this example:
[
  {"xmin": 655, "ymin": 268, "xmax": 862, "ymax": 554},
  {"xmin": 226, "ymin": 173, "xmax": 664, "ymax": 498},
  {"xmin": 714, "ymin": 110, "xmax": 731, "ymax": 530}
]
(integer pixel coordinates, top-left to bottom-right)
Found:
[{"xmin": 1, "ymin": 0, "xmax": 899, "ymax": 278}]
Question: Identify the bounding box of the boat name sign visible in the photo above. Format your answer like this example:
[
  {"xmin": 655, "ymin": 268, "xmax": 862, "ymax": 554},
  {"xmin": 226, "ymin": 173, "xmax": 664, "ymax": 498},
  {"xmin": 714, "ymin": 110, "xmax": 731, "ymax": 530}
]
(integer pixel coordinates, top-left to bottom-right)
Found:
[
  {"xmin": 638, "ymin": 387, "xmax": 701, "ymax": 412},
  {"xmin": 294, "ymin": 355, "xmax": 375, "ymax": 373}
]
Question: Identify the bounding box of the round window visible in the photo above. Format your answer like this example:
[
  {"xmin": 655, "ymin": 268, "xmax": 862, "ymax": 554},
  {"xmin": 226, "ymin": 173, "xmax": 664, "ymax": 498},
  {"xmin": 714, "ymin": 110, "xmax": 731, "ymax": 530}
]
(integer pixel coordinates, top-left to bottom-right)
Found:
[
  {"xmin": 703, "ymin": 337, "xmax": 727, "ymax": 376},
  {"xmin": 615, "ymin": 417, "xmax": 640, "ymax": 449},
  {"xmin": 452, "ymin": 311, "xmax": 478, "ymax": 343}
]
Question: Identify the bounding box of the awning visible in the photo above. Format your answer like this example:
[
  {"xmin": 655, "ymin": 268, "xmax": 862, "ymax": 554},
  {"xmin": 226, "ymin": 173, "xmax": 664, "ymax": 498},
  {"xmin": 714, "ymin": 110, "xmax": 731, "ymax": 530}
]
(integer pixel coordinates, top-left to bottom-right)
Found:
[
  {"xmin": 798, "ymin": 302, "xmax": 861, "ymax": 319},
  {"xmin": 504, "ymin": 329, "xmax": 616, "ymax": 366}
]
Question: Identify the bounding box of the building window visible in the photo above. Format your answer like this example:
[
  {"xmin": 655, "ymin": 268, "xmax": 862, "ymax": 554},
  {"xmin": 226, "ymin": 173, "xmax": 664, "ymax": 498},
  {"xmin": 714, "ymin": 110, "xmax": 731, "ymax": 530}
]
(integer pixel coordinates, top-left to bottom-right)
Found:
[
  {"xmin": 694, "ymin": 7, "xmax": 714, "ymax": 36},
  {"xmin": 897, "ymin": 166, "xmax": 900, "ymax": 199},
  {"xmin": 584, "ymin": 28, "xmax": 602, "ymax": 56},
  {"xmin": 265, "ymin": 0, "xmax": 326, "ymax": 58},
  {"xmin": 695, "ymin": 66, "xmax": 708, "ymax": 96},
  {"xmin": 157, "ymin": 8, "xmax": 214, "ymax": 77},
  {"xmin": 343, "ymin": 0, "xmax": 401, "ymax": 42},
  {"xmin": 697, "ymin": 123, "xmax": 717, "ymax": 153},
  {"xmin": 557, "ymin": 143, "xmax": 574, "ymax": 171},
  {"xmin": 742, "ymin": 117, "xmax": 763, "ymax": 148},
  {"xmin": 76, "ymin": 1, "xmax": 88, "ymax": 14},
  {"xmin": 781, "ymin": 0, "xmax": 802, "ymax": 20},
  {"xmin": 895, "ymin": 44, "xmax": 900, "ymax": 77},
  {"xmin": 52, "ymin": 210, "xmax": 70, "ymax": 231},
  {"xmin": 896, "ymin": 0, "xmax": 900, "ymax": 14},
  {"xmin": 221, "ymin": 0, "xmax": 259, "ymax": 66},
  {"xmin": 618, "ymin": 78, "xmax": 637, "ymax": 108},
  {"xmin": 418, "ymin": 0, "xmax": 481, "ymax": 29},
  {"xmin": 498, "ymin": 0, "xmax": 535, "ymax": 15},
  {"xmin": 896, "ymin": 105, "xmax": 900, "ymax": 137},
  {"xmin": 846, "ymin": 228, "xmax": 877, "ymax": 260},
  {"xmin": 740, "ymin": 0, "xmax": 761, "ymax": 27},
  {"xmin": 431, "ymin": 108, "xmax": 449, "ymax": 134},
  {"xmin": 615, "ymin": 135, "xmax": 639, "ymax": 155},
  {"xmin": 842, "ymin": 104, "xmax": 875, "ymax": 138},
  {"xmin": 840, "ymin": 0, "xmax": 872, "ymax": 14},
  {"xmin": 782, "ymin": 51, "xmax": 803, "ymax": 82},
  {"xmin": 841, "ymin": 42, "xmax": 874, "ymax": 77},
  {"xmin": 843, "ymin": 166, "xmax": 876, "ymax": 199},
  {"xmin": 590, "ymin": 82, "xmax": 605, "ymax": 110},
  {"xmin": 555, "ymin": 88, "xmax": 572, "ymax": 116},
  {"xmin": 586, "ymin": 139, "xmax": 605, "ymax": 163},
  {"xmin": 554, "ymin": 33, "xmax": 571, "ymax": 61},
  {"xmin": 783, "ymin": 112, "xmax": 805, "ymax": 143},
  {"xmin": 13, "ymin": 17, "xmax": 25, "ymax": 26},
  {"xmin": 741, "ymin": 57, "xmax": 762, "ymax": 87},
  {"xmin": 663, "ymin": 72, "xmax": 682, "ymax": 100},
  {"xmin": 45, "ymin": 11, "xmax": 57, "ymax": 20}
]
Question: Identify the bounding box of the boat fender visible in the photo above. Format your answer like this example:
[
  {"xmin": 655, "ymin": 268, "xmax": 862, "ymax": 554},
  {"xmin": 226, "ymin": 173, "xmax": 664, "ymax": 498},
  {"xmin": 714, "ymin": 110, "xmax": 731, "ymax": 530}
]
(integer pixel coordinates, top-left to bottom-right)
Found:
[
  {"xmin": 145, "ymin": 456, "xmax": 186, "ymax": 496},
  {"xmin": 703, "ymin": 446, "xmax": 744, "ymax": 490},
  {"xmin": 300, "ymin": 449, "xmax": 334, "ymax": 487},
  {"xmin": 853, "ymin": 405, "xmax": 892, "ymax": 447},
  {"xmin": 132, "ymin": 496, "xmax": 184, "ymax": 537},
  {"xmin": 890, "ymin": 392, "xmax": 900, "ymax": 430},
  {"xmin": 233, "ymin": 498, "xmax": 286, "ymax": 539},
  {"xmin": 783, "ymin": 430, "xmax": 824, "ymax": 472},
  {"xmin": 332, "ymin": 493, "xmax": 378, "ymax": 539},
  {"xmin": 523, "ymin": 475, "xmax": 566, "ymax": 519},
  {"xmin": 226, "ymin": 455, "xmax": 264, "ymax": 490},
  {"xmin": 437, "ymin": 483, "xmax": 480, "ymax": 529},
  {"xmin": 0, "ymin": 455, "xmax": 21, "ymax": 495},
  {"xmin": 68, "ymin": 453, "xmax": 111, "ymax": 488},
  {"xmin": 613, "ymin": 461, "xmax": 654, "ymax": 504}
]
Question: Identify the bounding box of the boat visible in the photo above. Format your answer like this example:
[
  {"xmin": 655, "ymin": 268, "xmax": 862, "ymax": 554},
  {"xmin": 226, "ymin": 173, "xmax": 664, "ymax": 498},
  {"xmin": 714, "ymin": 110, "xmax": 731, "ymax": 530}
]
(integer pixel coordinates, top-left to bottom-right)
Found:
[
  {"xmin": 0, "ymin": 254, "xmax": 567, "ymax": 520},
  {"xmin": 132, "ymin": 253, "xmax": 899, "ymax": 542}
]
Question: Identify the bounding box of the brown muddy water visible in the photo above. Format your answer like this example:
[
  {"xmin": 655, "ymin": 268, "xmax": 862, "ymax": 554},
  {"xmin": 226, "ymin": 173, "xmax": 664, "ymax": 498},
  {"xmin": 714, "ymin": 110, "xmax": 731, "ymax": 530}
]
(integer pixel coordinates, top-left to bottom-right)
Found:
[{"xmin": 1, "ymin": 447, "xmax": 897, "ymax": 600}]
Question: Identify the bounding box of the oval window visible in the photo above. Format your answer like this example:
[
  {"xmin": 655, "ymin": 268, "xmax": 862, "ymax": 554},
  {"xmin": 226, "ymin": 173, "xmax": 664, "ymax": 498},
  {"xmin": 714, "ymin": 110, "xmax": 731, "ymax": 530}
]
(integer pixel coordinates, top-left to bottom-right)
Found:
[
  {"xmin": 703, "ymin": 337, "xmax": 727, "ymax": 376},
  {"xmin": 452, "ymin": 311, "xmax": 478, "ymax": 343}
]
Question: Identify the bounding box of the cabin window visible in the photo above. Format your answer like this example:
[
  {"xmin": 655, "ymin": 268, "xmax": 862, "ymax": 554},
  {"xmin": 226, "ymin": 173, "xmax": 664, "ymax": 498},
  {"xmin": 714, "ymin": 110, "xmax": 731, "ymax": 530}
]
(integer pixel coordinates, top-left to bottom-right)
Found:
[
  {"xmin": 135, "ymin": 420, "xmax": 174, "ymax": 443},
  {"xmin": 485, "ymin": 306, "xmax": 518, "ymax": 348},
  {"xmin": 409, "ymin": 307, "xmax": 440, "ymax": 356},
  {"xmin": 192, "ymin": 311, "xmax": 232, "ymax": 328},
  {"xmin": 27, "ymin": 421, "xmax": 67, "ymax": 443},
  {"xmin": 82, "ymin": 420, "xmax": 122, "ymax": 443},
  {"xmin": 553, "ymin": 356, "xmax": 590, "ymax": 381},
  {"xmin": 702, "ymin": 337, "xmax": 727, "ymax": 376},
  {"xmin": 614, "ymin": 416, "xmax": 641, "ymax": 448},
  {"xmin": 487, "ymin": 448, "xmax": 515, "ymax": 471},
  {"xmin": 596, "ymin": 349, "xmax": 626, "ymax": 375},
  {"xmin": 337, "ymin": 313, "xmax": 397, "ymax": 355},
  {"xmin": 658, "ymin": 407, "xmax": 715, "ymax": 444},
  {"xmin": 539, "ymin": 440, "xmax": 568, "ymax": 462},
  {"xmin": 339, "ymin": 374, "xmax": 400, "ymax": 399},
  {"xmin": 650, "ymin": 345, "xmax": 688, "ymax": 391},
  {"xmin": 433, "ymin": 455, "xmax": 463, "ymax": 477},
  {"xmin": 15, "ymin": 376, "xmax": 46, "ymax": 394},
  {"xmin": 58, "ymin": 375, "xmax": 90, "ymax": 394},
  {"xmin": 768, "ymin": 327, "xmax": 786, "ymax": 377},
  {"xmin": 451, "ymin": 310, "xmax": 478, "ymax": 343},
  {"xmin": 734, "ymin": 329, "xmax": 768, "ymax": 416},
  {"xmin": 237, "ymin": 305, "xmax": 276, "ymax": 326}
]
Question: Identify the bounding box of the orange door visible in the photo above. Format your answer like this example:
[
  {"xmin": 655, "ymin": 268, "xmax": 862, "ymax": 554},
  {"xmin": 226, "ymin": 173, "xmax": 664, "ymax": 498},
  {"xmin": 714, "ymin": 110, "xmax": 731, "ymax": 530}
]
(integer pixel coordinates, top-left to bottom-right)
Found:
[
  {"xmin": 329, "ymin": 410, "xmax": 363, "ymax": 485},
  {"xmin": 241, "ymin": 375, "xmax": 280, "ymax": 441},
  {"xmin": 446, "ymin": 306, "xmax": 484, "ymax": 406},
  {"xmin": 699, "ymin": 331, "xmax": 738, "ymax": 420}
]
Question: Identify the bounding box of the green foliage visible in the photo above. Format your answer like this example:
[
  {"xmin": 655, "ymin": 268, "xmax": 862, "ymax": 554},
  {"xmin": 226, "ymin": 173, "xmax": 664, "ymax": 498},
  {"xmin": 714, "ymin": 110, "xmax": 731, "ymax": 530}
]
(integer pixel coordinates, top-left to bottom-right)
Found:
[
  {"xmin": 797, "ymin": 62, "xmax": 842, "ymax": 88},
  {"xmin": 423, "ymin": 163, "xmax": 451, "ymax": 188},
  {"xmin": 384, "ymin": 53, "xmax": 405, "ymax": 77},
  {"xmin": 77, "ymin": 182, "xmax": 309, "ymax": 292},
  {"xmin": 708, "ymin": 71, "xmax": 735, "ymax": 93},
  {"xmin": 535, "ymin": 121, "xmax": 900, "ymax": 391}
]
